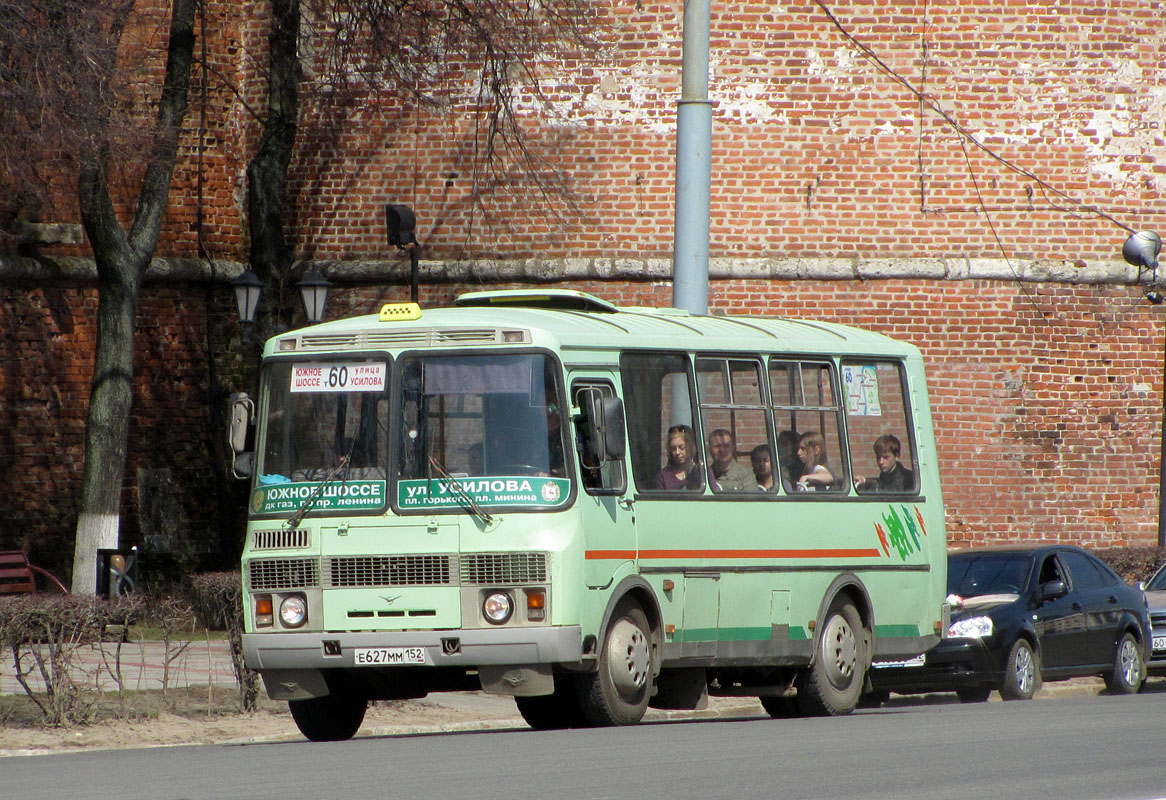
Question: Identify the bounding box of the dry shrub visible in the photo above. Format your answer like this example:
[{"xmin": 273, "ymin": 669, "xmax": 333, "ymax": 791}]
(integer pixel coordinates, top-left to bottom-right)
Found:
[
  {"xmin": 189, "ymin": 572, "xmax": 260, "ymax": 711},
  {"xmin": 0, "ymin": 594, "xmax": 142, "ymax": 726}
]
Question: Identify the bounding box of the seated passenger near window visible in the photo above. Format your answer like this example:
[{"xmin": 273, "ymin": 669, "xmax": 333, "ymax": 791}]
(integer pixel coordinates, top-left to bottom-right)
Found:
[
  {"xmin": 655, "ymin": 424, "xmax": 704, "ymax": 490},
  {"xmin": 707, "ymin": 428, "xmax": 755, "ymax": 491},
  {"xmin": 795, "ymin": 431, "xmax": 835, "ymax": 490},
  {"xmin": 751, "ymin": 444, "xmax": 776, "ymax": 491},
  {"xmin": 854, "ymin": 434, "xmax": 914, "ymax": 492}
]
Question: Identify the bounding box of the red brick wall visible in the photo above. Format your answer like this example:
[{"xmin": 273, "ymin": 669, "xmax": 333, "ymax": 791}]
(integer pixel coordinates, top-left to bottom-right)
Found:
[{"xmin": 3, "ymin": 1, "xmax": 1166, "ymax": 578}]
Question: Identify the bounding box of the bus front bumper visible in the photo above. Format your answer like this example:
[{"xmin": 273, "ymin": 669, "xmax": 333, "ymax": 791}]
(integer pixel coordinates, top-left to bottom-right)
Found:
[{"xmin": 243, "ymin": 625, "xmax": 583, "ymax": 672}]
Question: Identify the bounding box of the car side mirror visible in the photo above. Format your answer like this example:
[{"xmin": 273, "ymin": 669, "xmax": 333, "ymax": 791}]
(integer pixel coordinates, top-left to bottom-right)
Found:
[{"xmin": 1040, "ymin": 579, "xmax": 1067, "ymax": 601}]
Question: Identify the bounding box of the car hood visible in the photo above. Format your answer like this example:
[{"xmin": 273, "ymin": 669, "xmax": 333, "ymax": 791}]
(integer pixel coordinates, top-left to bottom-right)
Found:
[
  {"xmin": 1145, "ymin": 589, "xmax": 1166, "ymax": 614},
  {"xmin": 949, "ymin": 593, "xmax": 1019, "ymax": 620}
]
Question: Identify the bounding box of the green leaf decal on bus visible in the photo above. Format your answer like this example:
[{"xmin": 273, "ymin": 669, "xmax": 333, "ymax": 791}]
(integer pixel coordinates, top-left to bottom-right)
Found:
[{"xmin": 875, "ymin": 504, "xmax": 926, "ymax": 561}]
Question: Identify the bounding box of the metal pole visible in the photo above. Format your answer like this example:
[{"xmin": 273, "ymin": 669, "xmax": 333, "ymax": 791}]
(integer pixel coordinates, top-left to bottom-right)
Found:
[
  {"xmin": 672, "ymin": 0, "xmax": 711, "ymax": 316},
  {"xmin": 410, "ymin": 245, "xmax": 420, "ymax": 304}
]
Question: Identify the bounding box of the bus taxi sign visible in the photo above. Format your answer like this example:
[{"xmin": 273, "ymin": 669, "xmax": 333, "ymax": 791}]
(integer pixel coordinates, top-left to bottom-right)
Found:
[{"xmin": 379, "ymin": 302, "xmax": 422, "ymax": 321}]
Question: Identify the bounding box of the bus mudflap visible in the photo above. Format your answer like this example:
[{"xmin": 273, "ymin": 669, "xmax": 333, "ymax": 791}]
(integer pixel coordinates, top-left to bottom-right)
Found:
[
  {"xmin": 261, "ymin": 668, "xmax": 329, "ymax": 701},
  {"xmin": 478, "ymin": 664, "xmax": 555, "ymax": 697}
]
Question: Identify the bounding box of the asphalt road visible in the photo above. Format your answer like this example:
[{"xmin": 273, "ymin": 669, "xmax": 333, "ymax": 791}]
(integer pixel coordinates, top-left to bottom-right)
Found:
[{"xmin": 5, "ymin": 691, "xmax": 1165, "ymax": 800}]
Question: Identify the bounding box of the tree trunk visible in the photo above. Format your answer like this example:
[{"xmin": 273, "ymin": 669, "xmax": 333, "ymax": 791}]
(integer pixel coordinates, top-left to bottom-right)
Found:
[
  {"xmin": 246, "ymin": 0, "xmax": 301, "ymax": 332},
  {"xmin": 70, "ymin": 0, "xmax": 196, "ymax": 593}
]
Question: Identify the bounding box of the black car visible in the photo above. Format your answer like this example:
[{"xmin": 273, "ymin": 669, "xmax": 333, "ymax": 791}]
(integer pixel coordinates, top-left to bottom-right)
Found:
[
  {"xmin": 870, "ymin": 545, "xmax": 1151, "ymax": 702},
  {"xmin": 1142, "ymin": 562, "xmax": 1166, "ymax": 675}
]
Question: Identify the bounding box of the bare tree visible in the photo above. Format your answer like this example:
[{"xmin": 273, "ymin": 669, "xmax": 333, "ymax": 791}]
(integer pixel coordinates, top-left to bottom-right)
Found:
[
  {"xmin": 0, "ymin": 0, "xmax": 198, "ymax": 592},
  {"xmin": 245, "ymin": 0, "xmax": 601, "ymax": 332}
]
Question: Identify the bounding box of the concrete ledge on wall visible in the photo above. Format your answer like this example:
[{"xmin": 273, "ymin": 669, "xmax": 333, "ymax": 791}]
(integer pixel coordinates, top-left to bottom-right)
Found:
[{"xmin": 0, "ymin": 254, "xmax": 1152, "ymax": 287}]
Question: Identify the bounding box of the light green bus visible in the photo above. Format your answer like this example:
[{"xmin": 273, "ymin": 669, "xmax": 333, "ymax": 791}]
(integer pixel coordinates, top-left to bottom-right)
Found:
[{"xmin": 232, "ymin": 289, "xmax": 948, "ymax": 740}]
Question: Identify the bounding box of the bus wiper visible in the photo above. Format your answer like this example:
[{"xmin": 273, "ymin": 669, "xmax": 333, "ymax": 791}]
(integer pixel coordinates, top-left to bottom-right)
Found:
[
  {"xmin": 285, "ymin": 455, "xmax": 350, "ymax": 531},
  {"xmin": 429, "ymin": 456, "xmax": 494, "ymax": 525}
]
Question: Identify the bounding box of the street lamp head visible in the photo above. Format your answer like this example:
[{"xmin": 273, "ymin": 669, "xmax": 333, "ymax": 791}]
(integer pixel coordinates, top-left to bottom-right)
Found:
[
  {"xmin": 1122, "ymin": 230, "xmax": 1162, "ymax": 270},
  {"xmin": 232, "ymin": 269, "xmax": 263, "ymax": 324},
  {"xmin": 296, "ymin": 267, "xmax": 332, "ymax": 324}
]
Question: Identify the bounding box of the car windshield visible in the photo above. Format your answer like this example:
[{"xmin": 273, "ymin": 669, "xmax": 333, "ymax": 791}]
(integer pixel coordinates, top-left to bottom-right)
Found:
[
  {"xmin": 947, "ymin": 552, "xmax": 1033, "ymax": 597},
  {"xmin": 1148, "ymin": 566, "xmax": 1166, "ymax": 591}
]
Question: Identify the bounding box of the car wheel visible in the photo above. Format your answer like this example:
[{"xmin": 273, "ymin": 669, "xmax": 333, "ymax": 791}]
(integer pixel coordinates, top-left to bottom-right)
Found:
[
  {"xmin": 1000, "ymin": 638, "xmax": 1037, "ymax": 700},
  {"xmin": 1102, "ymin": 632, "xmax": 1144, "ymax": 695},
  {"xmin": 956, "ymin": 687, "xmax": 991, "ymax": 703}
]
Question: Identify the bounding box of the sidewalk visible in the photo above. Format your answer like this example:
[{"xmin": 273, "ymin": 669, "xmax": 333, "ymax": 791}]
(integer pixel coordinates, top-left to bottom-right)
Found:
[{"xmin": 0, "ymin": 639, "xmax": 237, "ymax": 695}]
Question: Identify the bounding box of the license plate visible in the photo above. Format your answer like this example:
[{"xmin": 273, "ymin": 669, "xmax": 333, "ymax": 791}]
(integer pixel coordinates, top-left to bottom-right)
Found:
[
  {"xmin": 872, "ymin": 653, "xmax": 926, "ymax": 669},
  {"xmin": 353, "ymin": 647, "xmax": 427, "ymax": 666},
  {"xmin": 1153, "ymin": 636, "xmax": 1166, "ymax": 653}
]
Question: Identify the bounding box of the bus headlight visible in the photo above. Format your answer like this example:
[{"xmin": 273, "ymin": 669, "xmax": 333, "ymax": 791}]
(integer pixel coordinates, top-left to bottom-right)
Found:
[
  {"xmin": 483, "ymin": 591, "xmax": 514, "ymax": 625},
  {"xmin": 279, "ymin": 594, "xmax": 308, "ymax": 628}
]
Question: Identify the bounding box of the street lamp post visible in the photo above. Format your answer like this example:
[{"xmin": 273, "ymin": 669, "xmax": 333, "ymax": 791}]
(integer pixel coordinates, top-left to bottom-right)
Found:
[
  {"xmin": 1123, "ymin": 230, "xmax": 1165, "ymax": 547},
  {"xmin": 386, "ymin": 203, "xmax": 419, "ymax": 303}
]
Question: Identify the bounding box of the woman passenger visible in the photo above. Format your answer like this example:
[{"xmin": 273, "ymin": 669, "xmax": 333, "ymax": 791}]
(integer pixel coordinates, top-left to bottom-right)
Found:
[
  {"xmin": 795, "ymin": 431, "xmax": 835, "ymax": 490},
  {"xmin": 655, "ymin": 424, "xmax": 704, "ymax": 490}
]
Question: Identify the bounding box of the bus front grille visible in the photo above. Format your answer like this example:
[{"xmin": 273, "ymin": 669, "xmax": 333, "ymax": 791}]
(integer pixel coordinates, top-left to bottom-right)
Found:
[
  {"xmin": 251, "ymin": 528, "xmax": 311, "ymax": 550},
  {"xmin": 460, "ymin": 553, "xmax": 548, "ymax": 585},
  {"xmin": 248, "ymin": 558, "xmax": 320, "ymax": 590},
  {"xmin": 326, "ymin": 555, "xmax": 457, "ymax": 587}
]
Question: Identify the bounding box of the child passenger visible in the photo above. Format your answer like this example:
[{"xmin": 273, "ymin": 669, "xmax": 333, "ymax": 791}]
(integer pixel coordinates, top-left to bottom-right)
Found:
[{"xmin": 854, "ymin": 434, "xmax": 914, "ymax": 492}]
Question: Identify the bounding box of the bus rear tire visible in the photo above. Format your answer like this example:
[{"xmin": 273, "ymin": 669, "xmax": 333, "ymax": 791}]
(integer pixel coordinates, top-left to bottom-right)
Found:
[
  {"xmin": 578, "ymin": 602, "xmax": 654, "ymax": 726},
  {"xmin": 795, "ymin": 600, "xmax": 866, "ymax": 717},
  {"xmin": 288, "ymin": 688, "xmax": 367, "ymax": 742}
]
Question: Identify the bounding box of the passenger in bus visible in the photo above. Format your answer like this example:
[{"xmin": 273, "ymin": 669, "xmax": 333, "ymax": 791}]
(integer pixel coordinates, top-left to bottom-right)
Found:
[
  {"xmin": 776, "ymin": 429, "xmax": 802, "ymax": 488},
  {"xmin": 853, "ymin": 433, "xmax": 914, "ymax": 492},
  {"xmin": 655, "ymin": 424, "xmax": 704, "ymax": 490},
  {"xmin": 795, "ymin": 431, "xmax": 835, "ymax": 490},
  {"xmin": 467, "ymin": 442, "xmax": 484, "ymax": 475},
  {"xmin": 708, "ymin": 428, "xmax": 756, "ymax": 491},
  {"xmin": 751, "ymin": 444, "xmax": 776, "ymax": 491}
]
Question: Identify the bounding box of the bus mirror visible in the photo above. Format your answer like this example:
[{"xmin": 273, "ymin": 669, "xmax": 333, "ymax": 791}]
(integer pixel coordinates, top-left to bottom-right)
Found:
[
  {"xmin": 580, "ymin": 390, "xmax": 625, "ymax": 463},
  {"xmin": 228, "ymin": 393, "xmax": 254, "ymax": 454},
  {"xmin": 232, "ymin": 451, "xmax": 254, "ymax": 478},
  {"xmin": 599, "ymin": 396, "xmax": 626, "ymax": 460}
]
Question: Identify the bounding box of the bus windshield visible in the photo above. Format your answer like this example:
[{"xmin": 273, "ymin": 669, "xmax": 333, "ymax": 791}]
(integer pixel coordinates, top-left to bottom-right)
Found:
[{"xmin": 399, "ymin": 352, "xmax": 567, "ymax": 481}]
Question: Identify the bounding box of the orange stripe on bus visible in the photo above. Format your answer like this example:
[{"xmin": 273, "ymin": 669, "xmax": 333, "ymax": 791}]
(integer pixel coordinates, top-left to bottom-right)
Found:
[{"xmin": 584, "ymin": 549, "xmax": 882, "ymax": 560}]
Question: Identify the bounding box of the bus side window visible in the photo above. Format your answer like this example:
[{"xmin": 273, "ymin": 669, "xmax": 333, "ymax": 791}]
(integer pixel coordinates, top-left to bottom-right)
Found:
[
  {"xmin": 619, "ymin": 352, "xmax": 703, "ymax": 493},
  {"xmin": 571, "ymin": 381, "xmax": 626, "ymax": 494},
  {"xmin": 842, "ymin": 361, "xmax": 918, "ymax": 495},
  {"xmin": 768, "ymin": 360, "xmax": 848, "ymax": 493}
]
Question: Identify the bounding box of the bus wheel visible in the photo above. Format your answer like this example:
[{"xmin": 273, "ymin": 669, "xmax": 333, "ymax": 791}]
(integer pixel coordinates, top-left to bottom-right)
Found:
[
  {"xmin": 288, "ymin": 688, "xmax": 368, "ymax": 742},
  {"xmin": 579, "ymin": 602, "xmax": 654, "ymax": 726},
  {"xmin": 515, "ymin": 676, "xmax": 587, "ymax": 729},
  {"xmin": 795, "ymin": 600, "xmax": 866, "ymax": 716}
]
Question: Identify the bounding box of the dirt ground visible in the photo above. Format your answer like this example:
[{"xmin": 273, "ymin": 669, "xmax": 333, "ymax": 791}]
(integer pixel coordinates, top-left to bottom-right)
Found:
[{"xmin": 0, "ymin": 690, "xmax": 530, "ymax": 756}]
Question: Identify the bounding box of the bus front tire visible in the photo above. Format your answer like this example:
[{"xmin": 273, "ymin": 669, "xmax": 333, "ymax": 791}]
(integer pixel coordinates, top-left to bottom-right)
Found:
[
  {"xmin": 578, "ymin": 602, "xmax": 654, "ymax": 726},
  {"xmin": 795, "ymin": 600, "xmax": 866, "ymax": 717},
  {"xmin": 288, "ymin": 689, "xmax": 368, "ymax": 742},
  {"xmin": 515, "ymin": 676, "xmax": 587, "ymax": 729}
]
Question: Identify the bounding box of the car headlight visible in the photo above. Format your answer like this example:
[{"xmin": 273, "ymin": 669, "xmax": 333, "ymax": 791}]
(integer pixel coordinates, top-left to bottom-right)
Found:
[
  {"xmin": 948, "ymin": 615, "xmax": 993, "ymax": 639},
  {"xmin": 279, "ymin": 594, "xmax": 308, "ymax": 628},
  {"xmin": 483, "ymin": 591, "xmax": 514, "ymax": 625}
]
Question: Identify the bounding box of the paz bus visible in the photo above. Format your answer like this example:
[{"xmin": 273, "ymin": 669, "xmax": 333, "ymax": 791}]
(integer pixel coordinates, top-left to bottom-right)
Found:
[{"xmin": 230, "ymin": 288, "xmax": 949, "ymax": 740}]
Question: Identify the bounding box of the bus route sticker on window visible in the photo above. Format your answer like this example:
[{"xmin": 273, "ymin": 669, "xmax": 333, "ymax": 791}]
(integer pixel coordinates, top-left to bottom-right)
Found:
[
  {"xmin": 290, "ymin": 362, "xmax": 386, "ymax": 393},
  {"xmin": 397, "ymin": 477, "xmax": 570, "ymax": 510}
]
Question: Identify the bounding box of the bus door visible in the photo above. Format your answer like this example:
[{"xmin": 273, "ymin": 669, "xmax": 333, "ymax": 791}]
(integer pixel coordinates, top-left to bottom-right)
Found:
[{"xmin": 570, "ymin": 377, "xmax": 636, "ymax": 590}]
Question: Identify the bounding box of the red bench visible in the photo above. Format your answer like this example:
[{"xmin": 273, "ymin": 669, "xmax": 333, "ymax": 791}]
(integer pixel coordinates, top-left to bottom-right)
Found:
[{"xmin": 0, "ymin": 551, "xmax": 69, "ymax": 595}]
